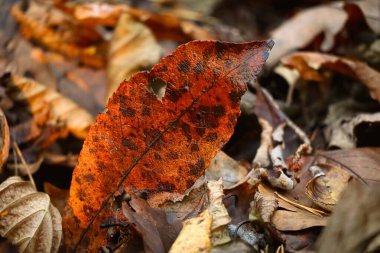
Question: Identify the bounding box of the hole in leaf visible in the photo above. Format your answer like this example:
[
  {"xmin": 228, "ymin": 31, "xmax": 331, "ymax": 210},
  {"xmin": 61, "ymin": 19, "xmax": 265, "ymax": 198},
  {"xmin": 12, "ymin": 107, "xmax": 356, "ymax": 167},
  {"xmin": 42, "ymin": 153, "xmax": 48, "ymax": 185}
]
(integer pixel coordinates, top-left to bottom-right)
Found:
[{"xmin": 149, "ymin": 77, "xmax": 167, "ymax": 101}]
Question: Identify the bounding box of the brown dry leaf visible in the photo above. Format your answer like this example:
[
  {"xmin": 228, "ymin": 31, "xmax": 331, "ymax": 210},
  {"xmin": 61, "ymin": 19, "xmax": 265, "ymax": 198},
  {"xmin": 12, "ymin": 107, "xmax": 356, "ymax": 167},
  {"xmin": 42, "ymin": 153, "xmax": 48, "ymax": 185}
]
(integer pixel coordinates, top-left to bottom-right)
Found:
[
  {"xmin": 205, "ymin": 151, "xmax": 248, "ymax": 188},
  {"xmin": 72, "ymin": 2, "xmax": 215, "ymax": 43},
  {"xmin": 272, "ymin": 210, "xmax": 327, "ymax": 231},
  {"xmin": 0, "ymin": 108, "xmax": 10, "ymax": 172},
  {"xmin": 257, "ymin": 184, "xmax": 327, "ymax": 231},
  {"xmin": 319, "ymin": 148, "xmax": 380, "ymax": 185},
  {"xmin": 249, "ymin": 191, "xmax": 278, "ymax": 223},
  {"xmin": 267, "ymin": 5, "xmax": 348, "ymax": 67},
  {"xmin": 122, "ymin": 197, "xmax": 181, "ymax": 253},
  {"xmin": 107, "ymin": 13, "xmax": 162, "ymax": 100},
  {"xmin": 306, "ymin": 164, "xmax": 352, "ymax": 211},
  {"xmin": 1, "ymin": 74, "xmax": 94, "ymax": 139},
  {"xmin": 207, "ymin": 179, "xmax": 231, "ymax": 246},
  {"xmin": 0, "ymin": 176, "xmax": 62, "ymax": 253},
  {"xmin": 43, "ymin": 183, "xmax": 69, "ymax": 216},
  {"xmin": 11, "ymin": 1, "xmax": 105, "ymax": 68},
  {"xmin": 316, "ymin": 182, "xmax": 380, "ymax": 253},
  {"xmin": 169, "ymin": 210, "xmax": 212, "ymax": 253},
  {"xmin": 281, "ymin": 52, "xmax": 380, "ymax": 103}
]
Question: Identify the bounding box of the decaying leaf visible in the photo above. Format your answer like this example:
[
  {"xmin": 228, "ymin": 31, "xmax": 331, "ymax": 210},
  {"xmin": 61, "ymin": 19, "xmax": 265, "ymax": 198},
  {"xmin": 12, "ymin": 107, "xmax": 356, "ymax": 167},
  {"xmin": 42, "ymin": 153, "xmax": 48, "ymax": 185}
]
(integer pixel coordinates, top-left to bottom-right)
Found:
[
  {"xmin": 306, "ymin": 163, "xmax": 353, "ymax": 211},
  {"xmin": 169, "ymin": 210, "xmax": 212, "ymax": 253},
  {"xmin": 72, "ymin": 2, "xmax": 215, "ymax": 43},
  {"xmin": 122, "ymin": 197, "xmax": 181, "ymax": 253},
  {"xmin": 272, "ymin": 210, "xmax": 327, "ymax": 231},
  {"xmin": 257, "ymin": 184, "xmax": 327, "ymax": 231},
  {"xmin": 267, "ymin": 5, "xmax": 348, "ymax": 67},
  {"xmin": 249, "ymin": 191, "xmax": 278, "ymax": 223},
  {"xmin": 325, "ymin": 108, "xmax": 380, "ymax": 149},
  {"xmin": 43, "ymin": 183, "xmax": 69, "ymax": 216},
  {"xmin": 107, "ymin": 13, "xmax": 162, "ymax": 99},
  {"xmin": 318, "ymin": 148, "xmax": 380, "ymax": 185},
  {"xmin": 205, "ymin": 151, "xmax": 248, "ymax": 188},
  {"xmin": 316, "ymin": 182, "xmax": 380, "ymax": 253},
  {"xmin": 281, "ymin": 52, "xmax": 380, "ymax": 103},
  {"xmin": 207, "ymin": 179, "xmax": 231, "ymax": 246},
  {"xmin": 0, "ymin": 108, "xmax": 9, "ymax": 172},
  {"xmin": 64, "ymin": 40, "xmax": 273, "ymax": 251},
  {"xmin": 0, "ymin": 176, "xmax": 62, "ymax": 253},
  {"xmin": 0, "ymin": 73, "xmax": 94, "ymax": 139},
  {"xmin": 11, "ymin": 1, "xmax": 105, "ymax": 68}
]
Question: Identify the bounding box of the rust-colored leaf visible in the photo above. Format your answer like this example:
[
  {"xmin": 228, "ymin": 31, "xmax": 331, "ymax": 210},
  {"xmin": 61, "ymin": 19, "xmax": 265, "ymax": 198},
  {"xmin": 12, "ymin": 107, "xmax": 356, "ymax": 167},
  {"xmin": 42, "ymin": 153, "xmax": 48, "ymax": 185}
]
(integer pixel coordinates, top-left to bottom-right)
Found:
[{"xmin": 64, "ymin": 40, "xmax": 273, "ymax": 251}]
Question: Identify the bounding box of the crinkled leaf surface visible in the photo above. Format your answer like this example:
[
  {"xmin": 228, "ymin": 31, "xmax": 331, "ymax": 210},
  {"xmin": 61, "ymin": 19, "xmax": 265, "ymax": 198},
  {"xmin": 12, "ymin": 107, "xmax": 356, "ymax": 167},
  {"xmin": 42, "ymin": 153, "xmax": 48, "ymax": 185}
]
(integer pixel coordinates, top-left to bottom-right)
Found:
[
  {"xmin": 0, "ymin": 176, "xmax": 62, "ymax": 253},
  {"xmin": 64, "ymin": 40, "xmax": 273, "ymax": 251}
]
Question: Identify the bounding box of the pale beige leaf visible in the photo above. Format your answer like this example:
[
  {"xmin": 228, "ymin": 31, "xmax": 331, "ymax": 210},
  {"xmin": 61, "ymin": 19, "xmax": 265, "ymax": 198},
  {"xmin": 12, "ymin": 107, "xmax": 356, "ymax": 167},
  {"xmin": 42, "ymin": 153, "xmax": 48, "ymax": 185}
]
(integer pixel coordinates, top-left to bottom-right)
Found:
[
  {"xmin": 0, "ymin": 176, "xmax": 62, "ymax": 253},
  {"xmin": 207, "ymin": 179, "xmax": 231, "ymax": 246},
  {"xmin": 3, "ymin": 74, "xmax": 94, "ymax": 139},
  {"xmin": 267, "ymin": 5, "xmax": 347, "ymax": 67},
  {"xmin": 107, "ymin": 13, "xmax": 162, "ymax": 99},
  {"xmin": 169, "ymin": 210, "xmax": 212, "ymax": 253}
]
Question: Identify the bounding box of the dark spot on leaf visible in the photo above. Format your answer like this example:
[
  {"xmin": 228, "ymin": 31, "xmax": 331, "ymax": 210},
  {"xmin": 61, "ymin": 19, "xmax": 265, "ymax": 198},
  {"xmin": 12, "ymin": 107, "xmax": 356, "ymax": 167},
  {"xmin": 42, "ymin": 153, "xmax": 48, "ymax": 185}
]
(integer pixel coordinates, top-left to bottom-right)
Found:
[
  {"xmin": 205, "ymin": 132, "xmax": 218, "ymax": 142},
  {"xmin": 190, "ymin": 143, "xmax": 199, "ymax": 151},
  {"xmin": 213, "ymin": 67, "xmax": 221, "ymax": 77},
  {"xmin": 122, "ymin": 138, "xmax": 138, "ymax": 151},
  {"xmin": 225, "ymin": 59, "xmax": 233, "ymax": 68},
  {"xmin": 178, "ymin": 60, "xmax": 190, "ymax": 73},
  {"xmin": 166, "ymin": 87, "xmax": 182, "ymax": 102},
  {"xmin": 203, "ymin": 47, "xmax": 213, "ymax": 61},
  {"xmin": 181, "ymin": 121, "xmax": 192, "ymax": 141},
  {"xmin": 196, "ymin": 127, "xmax": 205, "ymax": 137},
  {"xmin": 213, "ymin": 105, "xmax": 226, "ymax": 118},
  {"xmin": 142, "ymin": 107, "xmax": 151, "ymax": 116},
  {"xmin": 215, "ymin": 42, "xmax": 225, "ymax": 60},
  {"xmin": 157, "ymin": 181, "xmax": 175, "ymax": 192},
  {"xmin": 189, "ymin": 158, "xmax": 205, "ymax": 176},
  {"xmin": 120, "ymin": 107, "xmax": 136, "ymax": 117},
  {"xmin": 76, "ymin": 177, "xmax": 81, "ymax": 184},
  {"xmin": 186, "ymin": 179, "xmax": 194, "ymax": 188},
  {"xmin": 154, "ymin": 152, "xmax": 162, "ymax": 160},
  {"xmin": 229, "ymin": 90, "xmax": 241, "ymax": 106},
  {"xmin": 84, "ymin": 174, "xmax": 95, "ymax": 182},
  {"xmin": 193, "ymin": 61, "xmax": 205, "ymax": 75},
  {"xmin": 166, "ymin": 152, "xmax": 179, "ymax": 160}
]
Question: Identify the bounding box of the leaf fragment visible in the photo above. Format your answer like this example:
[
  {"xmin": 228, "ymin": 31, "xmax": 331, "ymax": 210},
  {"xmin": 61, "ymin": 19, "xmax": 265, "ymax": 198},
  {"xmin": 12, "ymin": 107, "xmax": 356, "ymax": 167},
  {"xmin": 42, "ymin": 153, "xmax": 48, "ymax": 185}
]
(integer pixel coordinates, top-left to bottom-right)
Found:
[
  {"xmin": 169, "ymin": 210, "xmax": 212, "ymax": 253},
  {"xmin": 207, "ymin": 179, "xmax": 231, "ymax": 246},
  {"xmin": 306, "ymin": 163, "xmax": 353, "ymax": 211}
]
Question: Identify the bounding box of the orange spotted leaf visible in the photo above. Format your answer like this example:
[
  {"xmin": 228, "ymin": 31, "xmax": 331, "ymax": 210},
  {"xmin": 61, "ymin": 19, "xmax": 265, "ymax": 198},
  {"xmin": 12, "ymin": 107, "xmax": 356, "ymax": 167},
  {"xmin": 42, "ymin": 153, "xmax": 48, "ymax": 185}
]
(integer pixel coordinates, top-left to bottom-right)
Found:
[{"xmin": 64, "ymin": 40, "xmax": 273, "ymax": 251}]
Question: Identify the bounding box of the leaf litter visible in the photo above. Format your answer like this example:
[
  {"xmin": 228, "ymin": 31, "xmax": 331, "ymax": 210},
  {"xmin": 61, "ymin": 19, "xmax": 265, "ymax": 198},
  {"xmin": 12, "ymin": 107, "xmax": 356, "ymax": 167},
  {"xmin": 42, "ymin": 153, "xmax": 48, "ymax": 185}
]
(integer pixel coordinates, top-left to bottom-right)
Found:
[{"xmin": 0, "ymin": 0, "xmax": 379, "ymax": 252}]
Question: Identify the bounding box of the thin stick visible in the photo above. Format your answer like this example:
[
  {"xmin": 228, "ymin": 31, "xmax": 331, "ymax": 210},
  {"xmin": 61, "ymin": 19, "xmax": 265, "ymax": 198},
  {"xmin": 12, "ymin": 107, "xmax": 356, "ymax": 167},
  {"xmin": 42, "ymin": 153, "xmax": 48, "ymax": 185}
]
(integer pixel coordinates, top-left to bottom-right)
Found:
[
  {"xmin": 13, "ymin": 140, "xmax": 36, "ymax": 190},
  {"xmin": 13, "ymin": 145, "xmax": 18, "ymax": 176},
  {"xmin": 274, "ymin": 192, "xmax": 326, "ymax": 217}
]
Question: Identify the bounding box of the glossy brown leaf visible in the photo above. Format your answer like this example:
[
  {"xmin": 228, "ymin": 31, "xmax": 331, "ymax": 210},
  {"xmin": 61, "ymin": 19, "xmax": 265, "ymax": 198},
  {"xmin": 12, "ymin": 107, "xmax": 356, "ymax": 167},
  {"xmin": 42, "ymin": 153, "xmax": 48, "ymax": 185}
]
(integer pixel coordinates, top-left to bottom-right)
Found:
[{"xmin": 64, "ymin": 40, "xmax": 273, "ymax": 251}]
